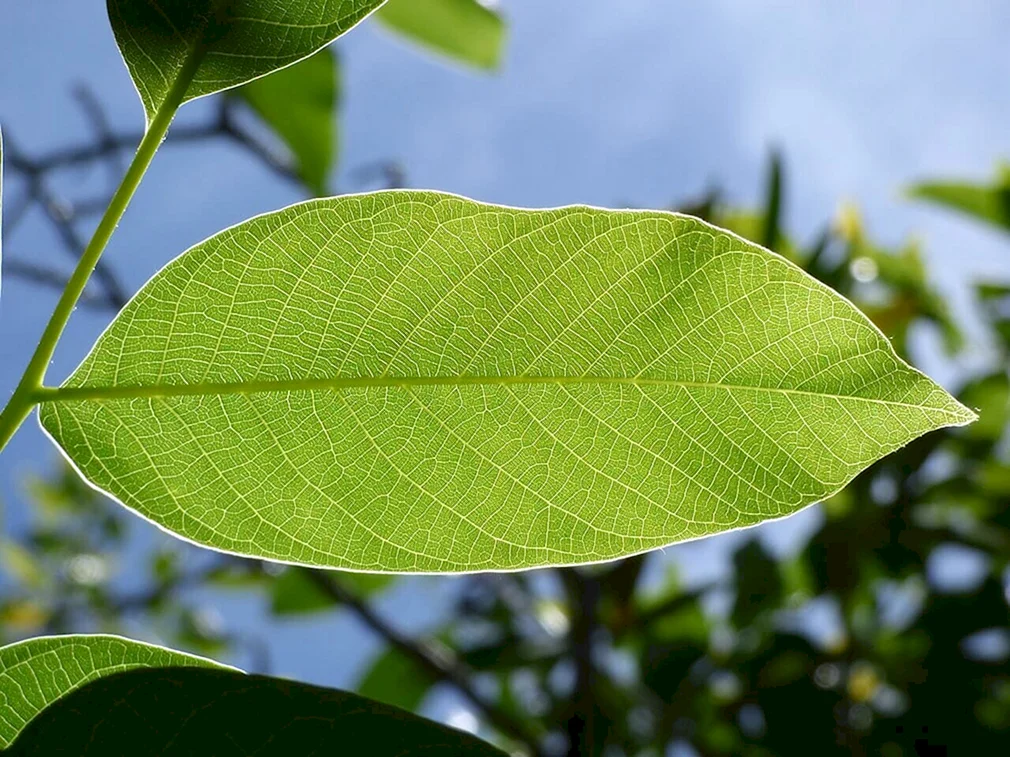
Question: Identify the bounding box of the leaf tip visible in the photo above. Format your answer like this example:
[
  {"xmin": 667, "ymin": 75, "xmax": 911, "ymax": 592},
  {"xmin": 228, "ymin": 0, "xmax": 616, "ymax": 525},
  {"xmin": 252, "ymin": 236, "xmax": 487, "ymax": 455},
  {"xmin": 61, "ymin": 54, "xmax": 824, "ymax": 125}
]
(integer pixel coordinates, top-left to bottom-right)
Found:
[{"xmin": 931, "ymin": 389, "xmax": 979, "ymax": 429}]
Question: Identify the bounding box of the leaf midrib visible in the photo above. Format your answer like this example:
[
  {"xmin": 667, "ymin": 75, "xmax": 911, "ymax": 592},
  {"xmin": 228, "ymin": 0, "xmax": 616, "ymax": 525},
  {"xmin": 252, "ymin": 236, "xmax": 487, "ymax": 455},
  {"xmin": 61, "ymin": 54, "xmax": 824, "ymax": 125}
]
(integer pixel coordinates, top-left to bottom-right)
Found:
[{"xmin": 34, "ymin": 375, "xmax": 971, "ymax": 419}]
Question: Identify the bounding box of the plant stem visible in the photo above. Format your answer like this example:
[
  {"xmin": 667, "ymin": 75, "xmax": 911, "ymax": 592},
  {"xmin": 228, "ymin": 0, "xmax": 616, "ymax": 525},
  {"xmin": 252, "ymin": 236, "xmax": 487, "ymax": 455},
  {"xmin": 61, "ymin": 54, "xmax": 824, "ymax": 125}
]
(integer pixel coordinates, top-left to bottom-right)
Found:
[{"xmin": 0, "ymin": 49, "xmax": 204, "ymax": 452}]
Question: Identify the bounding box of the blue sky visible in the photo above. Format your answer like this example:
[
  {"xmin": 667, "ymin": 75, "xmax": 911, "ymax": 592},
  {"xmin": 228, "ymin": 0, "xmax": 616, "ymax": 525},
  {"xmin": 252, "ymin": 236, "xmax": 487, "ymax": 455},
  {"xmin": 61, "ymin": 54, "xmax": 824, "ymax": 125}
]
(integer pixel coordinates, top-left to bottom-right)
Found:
[{"xmin": 1, "ymin": 0, "xmax": 1009, "ymax": 726}]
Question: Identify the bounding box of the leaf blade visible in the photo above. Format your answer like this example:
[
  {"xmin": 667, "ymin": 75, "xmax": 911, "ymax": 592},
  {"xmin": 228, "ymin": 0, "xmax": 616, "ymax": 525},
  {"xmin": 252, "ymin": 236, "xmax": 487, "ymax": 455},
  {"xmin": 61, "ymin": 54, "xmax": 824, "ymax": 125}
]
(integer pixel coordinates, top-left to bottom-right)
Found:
[
  {"xmin": 39, "ymin": 191, "xmax": 974, "ymax": 573},
  {"xmin": 107, "ymin": 0, "xmax": 385, "ymax": 124}
]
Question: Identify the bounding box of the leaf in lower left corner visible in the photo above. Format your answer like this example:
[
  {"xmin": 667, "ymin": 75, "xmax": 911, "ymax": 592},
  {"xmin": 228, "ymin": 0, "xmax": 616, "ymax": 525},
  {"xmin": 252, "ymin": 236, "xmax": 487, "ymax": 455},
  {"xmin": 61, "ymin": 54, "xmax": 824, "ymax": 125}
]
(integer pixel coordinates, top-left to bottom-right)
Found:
[
  {"xmin": 5, "ymin": 666, "xmax": 505, "ymax": 756},
  {"xmin": 0, "ymin": 634, "xmax": 227, "ymax": 749}
]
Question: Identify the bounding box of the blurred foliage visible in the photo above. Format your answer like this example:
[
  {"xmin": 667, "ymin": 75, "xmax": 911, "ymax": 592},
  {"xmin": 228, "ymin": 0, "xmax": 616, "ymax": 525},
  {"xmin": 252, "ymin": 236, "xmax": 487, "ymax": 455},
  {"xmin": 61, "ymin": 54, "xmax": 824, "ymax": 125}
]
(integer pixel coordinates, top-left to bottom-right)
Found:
[
  {"xmin": 2, "ymin": 110, "xmax": 1008, "ymax": 757},
  {"xmin": 235, "ymin": 48, "xmax": 340, "ymax": 196},
  {"xmin": 377, "ymin": 0, "xmax": 507, "ymax": 71},
  {"xmin": 908, "ymin": 161, "xmax": 1010, "ymax": 236}
]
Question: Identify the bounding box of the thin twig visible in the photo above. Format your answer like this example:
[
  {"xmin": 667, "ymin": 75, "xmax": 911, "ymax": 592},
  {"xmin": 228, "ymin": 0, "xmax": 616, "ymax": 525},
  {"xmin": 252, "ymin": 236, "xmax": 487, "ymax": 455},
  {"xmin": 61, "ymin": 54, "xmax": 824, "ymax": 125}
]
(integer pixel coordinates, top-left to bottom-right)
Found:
[
  {"xmin": 306, "ymin": 569, "xmax": 544, "ymax": 755},
  {"xmin": 5, "ymin": 138, "xmax": 129, "ymax": 310},
  {"xmin": 3, "ymin": 260, "xmax": 116, "ymax": 310},
  {"xmin": 30, "ymin": 122, "xmax": 220, "ymax": 172},
  {"xmin": 563, "ymin": 569, "xmax": 599, "ymax": 757},
  {"xmin": 73, "ymin": 84, "xmax": 125, "ymax": 181},
  {"xmin": 217, "ymin": 99, "xmax": 303, "ymax": 186}
]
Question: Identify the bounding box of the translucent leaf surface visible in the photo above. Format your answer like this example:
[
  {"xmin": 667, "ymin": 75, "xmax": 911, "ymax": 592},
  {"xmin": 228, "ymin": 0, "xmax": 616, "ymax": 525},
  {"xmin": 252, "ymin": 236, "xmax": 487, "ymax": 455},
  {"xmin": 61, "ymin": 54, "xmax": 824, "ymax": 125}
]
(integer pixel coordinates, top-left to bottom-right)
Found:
[
  {"xmin": 38, "ymin": 191, "xmax": 974, "ymax": 573},
  {"xmin": 377, "ymin": 0, "xmax": 505, "ymax": 71},
  {"xmin": 236, "ymin": 48, "xmax": 339, "ymax": 195},
  {"xmin": 107, "ymin": 0, "xmax": 385, "ymax": 124},
  {"xmin": 0, "ymin": 635, "xmax": 226, "ymax": 748}
]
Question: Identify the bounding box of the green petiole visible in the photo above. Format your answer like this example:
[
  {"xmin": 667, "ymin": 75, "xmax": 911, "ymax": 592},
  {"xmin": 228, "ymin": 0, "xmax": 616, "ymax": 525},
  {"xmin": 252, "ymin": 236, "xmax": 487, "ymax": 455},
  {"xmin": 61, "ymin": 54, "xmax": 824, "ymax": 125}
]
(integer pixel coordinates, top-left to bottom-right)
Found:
[{"xmin": 0, "ymin": 44, "xmax": 207, "ymax": 452}]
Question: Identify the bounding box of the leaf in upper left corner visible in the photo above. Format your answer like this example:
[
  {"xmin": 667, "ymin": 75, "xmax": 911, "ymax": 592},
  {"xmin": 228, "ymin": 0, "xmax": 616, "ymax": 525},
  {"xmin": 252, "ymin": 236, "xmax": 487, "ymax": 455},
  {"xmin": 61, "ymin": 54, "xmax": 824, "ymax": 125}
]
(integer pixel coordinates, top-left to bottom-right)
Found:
[
  {"xmin": 234, "ymin": 48, "xmax": 340, "ymax": 196},
  {"xmin": 107, "ymin": 0, "xmax": 386, "ymax": 124},
  {"xmin": 907, "ymin": 161, "xmax": 1010, "ymax": 235}
]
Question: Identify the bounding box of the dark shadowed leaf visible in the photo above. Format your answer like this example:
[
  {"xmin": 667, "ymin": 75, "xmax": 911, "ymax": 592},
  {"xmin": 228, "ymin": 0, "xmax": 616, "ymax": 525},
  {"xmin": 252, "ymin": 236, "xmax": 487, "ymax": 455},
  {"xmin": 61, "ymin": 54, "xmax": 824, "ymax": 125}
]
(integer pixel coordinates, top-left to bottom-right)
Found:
[
  {"xmin": 4, "ymin": 666, "xmax": 504, "ymax": 756},
  {"xmin": 732, "ymin": 539, "xmax": 783, "ymax": 627},
  {"xmin": 0, "ymin": 635, "xmax": 227, "ymax": 748}
]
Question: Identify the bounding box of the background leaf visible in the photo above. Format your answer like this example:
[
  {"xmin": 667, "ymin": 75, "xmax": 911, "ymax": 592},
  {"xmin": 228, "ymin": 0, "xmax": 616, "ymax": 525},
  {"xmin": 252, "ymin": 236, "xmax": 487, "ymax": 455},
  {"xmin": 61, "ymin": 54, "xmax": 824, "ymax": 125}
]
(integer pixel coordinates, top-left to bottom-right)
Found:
[
  {"xmin": 907, "ymin": 162, "xmax": 1010, "ymax": 234},
  {"xmin": 0, "ymin": 634, "xmax": 227, "ymax": 748},
  {"xmin": 270, "ymin": 567, "xmax": 392, "ymax": 616},
  {"xmin": 107, "ymin": 0, "xmax": 385, "ymax": 123},
  {"xmin": 234, "ymin": 48, "xmax": 340, "ymax": 196},
  {"xmin": 731, "ymin": 538, "xmax": 783, "ymax": 628},
  {"xmin": 357, "ymin": 646, "xmax": 436, "ymax": 711},
  {"xmin": 377, "ymin": 0, "xmax": 506, "ymax": 71},
  {"xmin": 3, "ymin": 664, "xmax": 504, "ymax": 755},
  {"xmin": 38, "ymin": 191, "xmax": 973, "ymax": 573}
]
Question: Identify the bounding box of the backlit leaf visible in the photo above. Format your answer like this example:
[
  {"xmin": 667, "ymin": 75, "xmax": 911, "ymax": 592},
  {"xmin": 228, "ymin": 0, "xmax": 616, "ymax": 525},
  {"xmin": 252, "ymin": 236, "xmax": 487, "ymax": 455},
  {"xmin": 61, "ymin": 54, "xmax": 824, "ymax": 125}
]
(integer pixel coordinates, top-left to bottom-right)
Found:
[
  {"xmin": 39, "ymin": 191, "xmax": 974, "ymax": 573},
  {"xmin": 0, "ymin": 634, "xmax": 227, "ymax": 748},
  {"xmin": 377, "ymin": 0, "xmax": 505, "ymax": 71},
  {"xmin": 235, "ymin": 48, "xmax": 340, "ymax": 196},
  {"xmin": 107, "ymin": 0, "xmax": 385, "ymax": 124}
]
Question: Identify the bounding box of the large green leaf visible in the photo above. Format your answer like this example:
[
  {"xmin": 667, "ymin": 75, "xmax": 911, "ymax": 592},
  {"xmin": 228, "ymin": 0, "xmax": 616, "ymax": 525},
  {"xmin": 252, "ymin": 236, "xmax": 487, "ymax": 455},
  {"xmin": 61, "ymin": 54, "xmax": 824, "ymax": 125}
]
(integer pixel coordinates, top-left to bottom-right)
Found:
[
  {"xmin": 907, "ymin": 162, "xmax": 1010, "ymax": 234},
  {"xmin": 377, "ymin": 0, "xmax": 505, "ymax": 71},
  {"xmin": 0, "ymin": 635, "xmax": 227, "ymax": 748},
  {"xmin": 38, "ymin": 191, "xmax": 974, "ymax": 573},
  {"xmin": 107, "ymin": 0, "xmax": 385, "ymax": 124},
  {"xmin": 235, "ymin": 48, "xmax": 340, "ymax": 196},
  {"xmin": 1, "ymin": 647, "xmax": 503, "ymax": 755}
]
